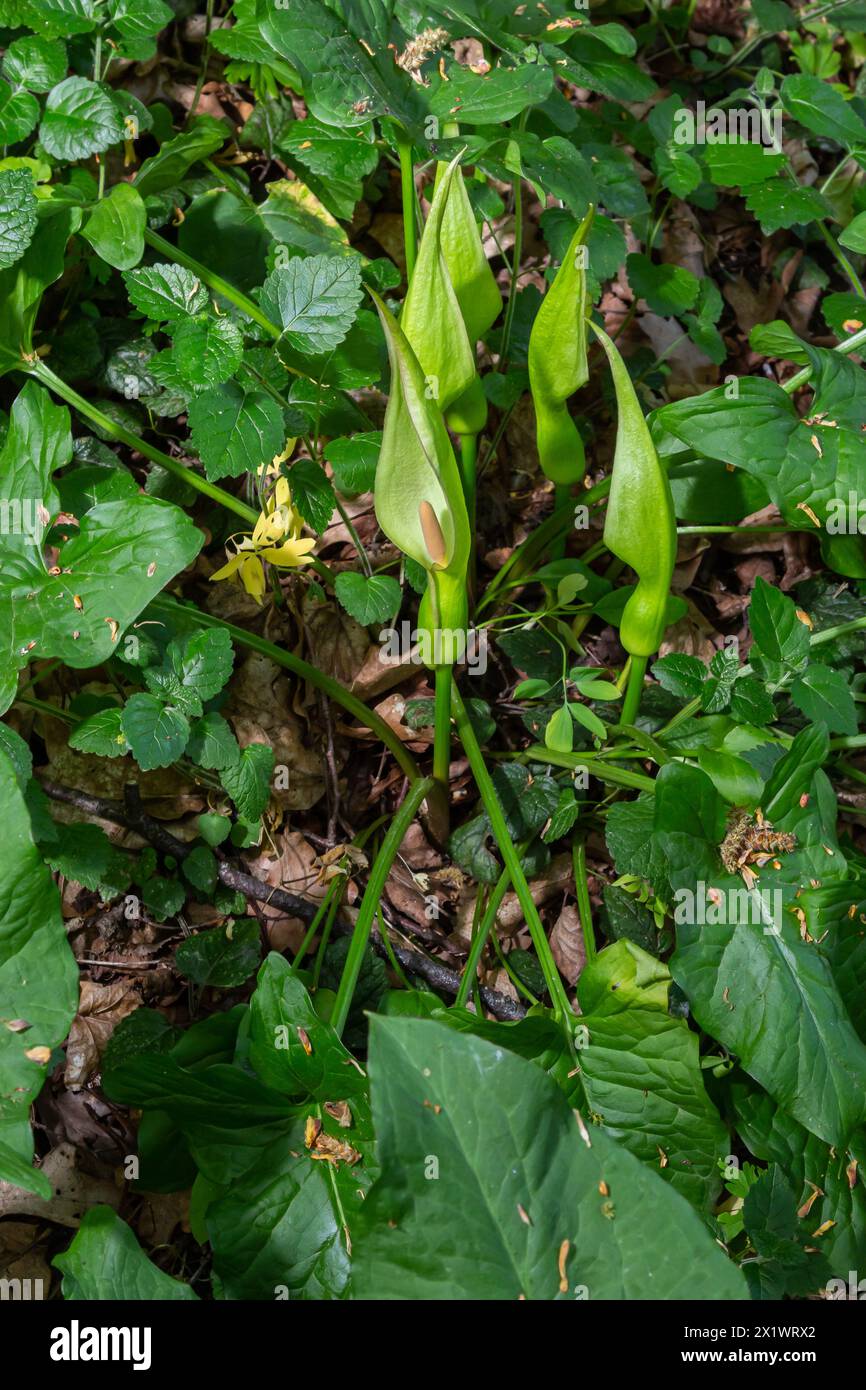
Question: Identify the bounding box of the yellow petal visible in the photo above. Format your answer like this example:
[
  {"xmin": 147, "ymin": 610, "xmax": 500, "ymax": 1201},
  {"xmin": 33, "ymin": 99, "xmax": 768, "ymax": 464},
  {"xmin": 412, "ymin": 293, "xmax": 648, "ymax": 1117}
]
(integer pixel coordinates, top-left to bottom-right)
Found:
[
  {"xmin": 240, "ymin": 554, "xmax": 267, "ymax": 602},
  {"xmin": 259, "ymin": 537, "xmax": 317, "ymax": 568},
  {"xmin": 210, "ymin": 551, "xmax": 246, "ymax": 582}
]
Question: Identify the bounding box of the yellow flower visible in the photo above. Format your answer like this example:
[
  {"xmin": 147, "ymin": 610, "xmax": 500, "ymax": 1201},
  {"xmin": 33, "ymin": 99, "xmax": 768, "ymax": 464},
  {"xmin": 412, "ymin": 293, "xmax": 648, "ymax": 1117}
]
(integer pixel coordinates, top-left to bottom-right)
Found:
[{"xmin": 210, "ymin": 475, "xmax": 315, "ymax": 603}]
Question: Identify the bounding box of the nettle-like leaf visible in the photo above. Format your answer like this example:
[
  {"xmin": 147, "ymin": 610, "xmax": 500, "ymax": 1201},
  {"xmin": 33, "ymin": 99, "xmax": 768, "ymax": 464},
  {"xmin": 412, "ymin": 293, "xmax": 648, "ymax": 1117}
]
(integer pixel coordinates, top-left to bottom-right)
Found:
[
  {"xmin": 220, "ymin": 743, "xmax": 274, "ymax": 820},
  {"xmin": 39, "ymin": 77, "xmax": 125, "ymax": 160},
  {"xmin": 0, "ymin": 382, "xmax": 203, "ymax": 715},
  {"xmin": 2, "ymin": 34, "xmax": 68, "ymax": 91},
  {"xmin": 124, "ymin": 262, "xmax": 209, "ymax": 325},
  {"xmin": 0, "ymin": 745, "xmax": 78, "ymax": 1197},
  {"xmin": 172, "ymin": 315, "xmax": 244, "ymax": 388},
  {"xmin": 0, "ymin": 167, "xmax": 38, "ymax": 269},
  {"xmin": 353, "ymin": 1017, "xmax": 748, "ymax": 1300},
  {"xmin": 187, "ymin": 381, "xmax": 285, "ymax": 481},
  {"xmin": 260, "ymin": 253, "xmax": 363, "ymax": 356},
  {"xmin": 0, "ymin": 81, "xmax": 39, "ymax": 143}
]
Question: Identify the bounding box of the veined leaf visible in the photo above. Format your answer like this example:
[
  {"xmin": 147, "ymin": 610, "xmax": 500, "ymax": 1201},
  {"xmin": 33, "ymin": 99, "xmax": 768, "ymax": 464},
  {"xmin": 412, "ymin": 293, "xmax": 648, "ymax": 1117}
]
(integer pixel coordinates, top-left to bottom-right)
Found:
[
  {"xmin": 0, "ymin": 745, "xmax": 78, "ymax": 1197},
  {"xmin": 0, "ymin": 382, "xmax": 203, "ymax": 715},
  {"xmin": 260, "ymin": 253, "xmax": 363, "ymax": 355},
  {"xmin": 353, "ymin": 1017, "xmax": 748, "ymax": 1299},
  {"xmin": 54, "ymin": 1206, "xmax": 199, "ymax": 1299},
  {"xmin": 0, "ymin": 168, "xmax": 38, "ymax": 270}
]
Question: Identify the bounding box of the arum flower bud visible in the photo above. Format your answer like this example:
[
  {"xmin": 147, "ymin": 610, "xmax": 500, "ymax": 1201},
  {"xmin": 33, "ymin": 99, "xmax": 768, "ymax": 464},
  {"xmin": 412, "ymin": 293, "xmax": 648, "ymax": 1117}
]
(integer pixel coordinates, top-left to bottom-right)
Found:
[{"xmin": 528, "ymin": 206, "xmax": 594, "ymax": 486}]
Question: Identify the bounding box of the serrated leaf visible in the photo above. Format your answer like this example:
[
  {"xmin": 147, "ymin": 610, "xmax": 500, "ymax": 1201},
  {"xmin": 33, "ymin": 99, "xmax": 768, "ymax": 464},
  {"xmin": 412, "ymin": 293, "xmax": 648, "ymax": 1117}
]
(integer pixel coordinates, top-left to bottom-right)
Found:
[
  {"xmin": 287, "ymin": 456, "xmax": 335, "ymax": 534},
  {"xmin": 124, "ymin": 262, "xmax": 209, "ymax": 325},
  {"xmin": 0, "ymin": 168, "xmax": 38, "ymax": 269},
  {"xmin": 790, "ymin": 663, "xmax": 858, "ymax": 734},
  {"xmin": 187, "ymin": 381, "xmax": 285, "ymax": 481},
  {"xmin": 0, "ymin": 80, "xmax": 39, "ymax": 143},
  {"xmin": 39, "ymin": 77, "xmax": 124, "ymax": 160},
  {"xmin": 121, "ymin": 693, "xmax": 189, "ymax": 770},
  {"xmin": 68, "ymin": 706, "xmax": 128, "ymax": 757},
  {"xmin": 2, "ymin": 35, "xmax": 68, "ymax": 92},
  {"xmin": 173, "ymin": 315, "xmax": 244, "ymax": 387},
  {"xmin": 186, "ymin": 712, "xmax": 240, "ymax": 771},
  {"xmin": 260, "ymin": 254, "xmax": 363, "ymax": 355},
  {"xmin": 220, "ymin": 742, "xmax": 274, "ymax": 820},
  {"xmin": 176, "ymin": 920, "xmax": 260, "ymax": 987}
]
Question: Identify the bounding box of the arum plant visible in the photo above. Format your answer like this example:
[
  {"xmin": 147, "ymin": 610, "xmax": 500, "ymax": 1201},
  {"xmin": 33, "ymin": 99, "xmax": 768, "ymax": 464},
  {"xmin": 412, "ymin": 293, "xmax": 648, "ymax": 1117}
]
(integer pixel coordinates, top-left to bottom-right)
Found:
[
  {"xmin": 590, "ymin": 322, "xmax": 677, "ymax": 726},
  {"xmin": 400, "ymin": 152, "xmax": 493, "ymax": 518},
  {"xmin": 370, "ymin": 289, "xmax": 471, "ymax": 817},
  {"xmin": 528, "ymin": 206, "xmax": 595, "ymax": 555}
]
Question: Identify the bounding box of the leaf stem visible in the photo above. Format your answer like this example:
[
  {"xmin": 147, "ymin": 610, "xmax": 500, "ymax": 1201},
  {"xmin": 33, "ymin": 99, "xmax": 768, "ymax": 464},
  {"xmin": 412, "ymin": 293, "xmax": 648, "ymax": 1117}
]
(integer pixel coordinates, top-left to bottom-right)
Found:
[
  {"xmin": 331, "ymin": 776, "xmax": 435, "ymax": 1035},
  {"xmin": 433, "ymin": 663, "xmax": 453, "ymax": 792},
  {"xmin": 621, "ymin": 655, "xmax": 648, "ymax": 726},
  {"xmin": 451, "ymin": 686, "xmax": 572, "ymax": 1019},
  {"xmin": 572, "ymin": 837, "xmax": 596, "ymax": 965},
  {"xmin": 27, "ymin": 361, "xmax": 259, "ymax": 524},
  {"xmin": 143, "ymin": 229, "xmax": 282, "ymax": 342},
  {"xmin": 149, "ymin": 598, "xmax": 423, "ymax": 786},
  {"xmin": 396, "ymin": 134, "xmax": 418, "ymax": 282}
]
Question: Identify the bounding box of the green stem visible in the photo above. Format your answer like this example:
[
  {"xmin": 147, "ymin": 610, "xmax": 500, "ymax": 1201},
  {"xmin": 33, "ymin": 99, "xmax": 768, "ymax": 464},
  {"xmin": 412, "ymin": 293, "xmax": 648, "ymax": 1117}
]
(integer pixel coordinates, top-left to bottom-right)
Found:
[
  {"xmin": 28, "ymin": 361, "xmax": 258, "ymax": 525},
  {"xmin": 311, "ymin": 888, "xmax": 341, "ymax": 990},
  {"xmin": 331, "ymin": 777, "xmax": 435, "ymax": 1036},
  {"xmin": 816, "ymin": 219, "xmax": 866, "ymax": 299},
  {"xmin": 572, "ymin": 838, "xmax": 596, "ymax": 966},
  {"xmin": 187, "ymin": 0, "xmax": 215, "ymax": 125},
  {"xmin": 550, "ymin": 482, "xmax": 572, "ymax": 562},
  {"xmin": 150, "ymin": 598, "xmax": 423, "ymax": 786},
  {"xmin": 433, "ymin": 664, "xmax": 453, "ymax": 792},
  {"xmin": 454, "ymin": 841, "xmax": 533, "ymax": 1008},
  {"xmin": 458, "ymin": 432, "xmax": 477, "ymax": 524},
  {"xmin": 500, "ymin": 166, "xmax": 523, "ymax": 367},
  {"xmin": 396, "ymin": 135, "xmax": 418, "ymax": 282},
  {"xmin": 291, "ymin": 876, "xmax": 345, "ymax": 970},
  {"xmin": 143, "ymin": 229, "xmax": 281, "ymax": 341},
  {"xmin": 451, "ymin": 687, "xmax": 572, "ymax": 1019},
  {"xmin": 522, "ymin": 747, "xmax": 656, "ymax": 792},
  {"xmin": 621, "ymin": 655, "xmax": 648, "ymax": 726},
  {"xmin": 375, "ymin": 904, "xmax": 414, "ymax": 991}
]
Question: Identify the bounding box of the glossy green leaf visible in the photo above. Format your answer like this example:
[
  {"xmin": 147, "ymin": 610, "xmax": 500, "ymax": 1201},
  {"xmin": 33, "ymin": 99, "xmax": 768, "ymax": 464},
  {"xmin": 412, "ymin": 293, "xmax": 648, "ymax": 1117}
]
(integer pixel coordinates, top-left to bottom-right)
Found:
[
  {"xmin": 0, "ymin": 745, "xmax": 78, "ymax": 1196},
  {"xmin": 80, "ymin": 181, "xmax": 146, "ymax": 271},
  {"xmin": 353, "ymin": 1017, "xmax": 748, "ymax": 1299},
  {"xmin": 54, "ymin": 1207, "xmax": 199, "ymax": 1300}
]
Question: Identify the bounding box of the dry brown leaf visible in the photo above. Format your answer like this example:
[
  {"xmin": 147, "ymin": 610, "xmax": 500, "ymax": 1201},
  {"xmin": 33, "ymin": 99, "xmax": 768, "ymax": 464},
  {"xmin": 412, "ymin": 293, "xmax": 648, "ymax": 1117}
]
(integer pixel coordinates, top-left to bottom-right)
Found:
[
  {"xmin": 64, "ymin": 980, "xmax": 140, "ymax": 1087},
  {"xmin": 549, "ymin": 904, "xmax": 587, "ymax": 986},
  {"xmin": 0, "ymin": 1144, "xmax": 119, "ymax": 1226}
]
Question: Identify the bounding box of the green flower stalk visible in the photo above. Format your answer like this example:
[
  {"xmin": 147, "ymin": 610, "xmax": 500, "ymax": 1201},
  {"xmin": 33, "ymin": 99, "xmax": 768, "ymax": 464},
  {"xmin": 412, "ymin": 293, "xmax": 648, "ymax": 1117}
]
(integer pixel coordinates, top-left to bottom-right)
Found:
[
  {"xmin": 528, "ymin": 206, "xmax": 595, "ymax": 490},
  {"xmin": 591, "ymin": 321, "xmax": 676, "ymax": 724}
]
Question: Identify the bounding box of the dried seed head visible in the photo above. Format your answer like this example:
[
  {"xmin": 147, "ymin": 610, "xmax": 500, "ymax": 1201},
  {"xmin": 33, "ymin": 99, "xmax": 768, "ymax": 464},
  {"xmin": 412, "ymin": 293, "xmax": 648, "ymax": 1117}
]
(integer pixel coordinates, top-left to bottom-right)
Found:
[
  {"xmin": 396, "ymin": 26, "xmax": 449, "ymax": 73},
  {"xmin": 418, "ymin": 500, "xmax": 447, "ymax": 568}
]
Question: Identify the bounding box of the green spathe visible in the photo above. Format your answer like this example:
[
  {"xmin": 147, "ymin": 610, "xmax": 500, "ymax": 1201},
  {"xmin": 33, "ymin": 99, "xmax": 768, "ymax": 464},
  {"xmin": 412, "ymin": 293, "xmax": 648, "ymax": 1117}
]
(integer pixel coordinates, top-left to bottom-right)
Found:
[
  {"xmin": 399, "ymin": 152, "xmax": 478, "ymax": 419},
  {"xmin": 528, "ymin": 206, "xmax": 594, "ymax": 485},
  {"xmin": 594, "ymin": 321, "xmax": 676, "ymax": 657},
  {"xmin": 370, "ymin": 288, "xmax": 470, "ymax": 645}
]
